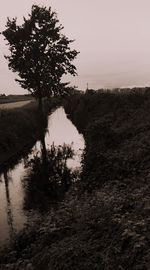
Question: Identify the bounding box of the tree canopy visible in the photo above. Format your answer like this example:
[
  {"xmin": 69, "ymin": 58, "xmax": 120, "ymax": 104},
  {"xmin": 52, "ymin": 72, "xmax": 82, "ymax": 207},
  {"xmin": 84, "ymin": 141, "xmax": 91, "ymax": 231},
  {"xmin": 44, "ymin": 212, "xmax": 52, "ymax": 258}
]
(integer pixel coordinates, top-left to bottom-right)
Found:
[{"xmin": 2, "ymin": 5, "xmax": 79, "ymax": 103}]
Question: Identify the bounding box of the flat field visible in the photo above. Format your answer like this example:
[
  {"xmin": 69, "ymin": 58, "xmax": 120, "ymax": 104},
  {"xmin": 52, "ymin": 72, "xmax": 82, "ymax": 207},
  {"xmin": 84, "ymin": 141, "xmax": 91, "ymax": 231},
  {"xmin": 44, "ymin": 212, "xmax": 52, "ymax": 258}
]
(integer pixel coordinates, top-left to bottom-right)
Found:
[
  {"xmin": 0, "ymin": 94, "xmax": 33, "ymax": 104},
  {"xmin": 0, "ymin": 100, "xmax": 32, "ymax": 110}
]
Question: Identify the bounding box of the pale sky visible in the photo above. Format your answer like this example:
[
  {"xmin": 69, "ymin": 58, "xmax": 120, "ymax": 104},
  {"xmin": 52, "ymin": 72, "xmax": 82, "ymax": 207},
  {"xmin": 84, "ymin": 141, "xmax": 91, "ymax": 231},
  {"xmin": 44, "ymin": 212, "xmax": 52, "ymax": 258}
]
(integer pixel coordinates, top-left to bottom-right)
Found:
[{"xmin": 1, "ymin": 0, "xmax": 150, "ymax": 94}]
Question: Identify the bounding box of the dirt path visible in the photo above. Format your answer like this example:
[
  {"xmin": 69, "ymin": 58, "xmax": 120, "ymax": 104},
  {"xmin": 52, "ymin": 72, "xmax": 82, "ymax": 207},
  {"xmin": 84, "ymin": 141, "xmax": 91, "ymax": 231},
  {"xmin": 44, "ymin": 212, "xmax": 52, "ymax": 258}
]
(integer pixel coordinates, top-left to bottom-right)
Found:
[{"xmin": 0, "ymin": 100, "xmax": 32, "ymax": 110}]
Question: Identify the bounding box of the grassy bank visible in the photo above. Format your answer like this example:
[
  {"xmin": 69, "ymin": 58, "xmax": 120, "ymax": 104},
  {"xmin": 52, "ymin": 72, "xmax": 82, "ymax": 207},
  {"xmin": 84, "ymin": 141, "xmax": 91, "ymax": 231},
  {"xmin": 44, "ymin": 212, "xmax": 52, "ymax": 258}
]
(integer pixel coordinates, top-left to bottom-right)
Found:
[
  {"xmin": 1, "ymin": 89, "xmax": 150, "ymax": 270},
  {"xmin": 64, "ymin": 88, "xmax": 150, "ymax": 269},
  {"xmin": 0, "ymin": 101, "xmax": 48, "ymax": 171}
]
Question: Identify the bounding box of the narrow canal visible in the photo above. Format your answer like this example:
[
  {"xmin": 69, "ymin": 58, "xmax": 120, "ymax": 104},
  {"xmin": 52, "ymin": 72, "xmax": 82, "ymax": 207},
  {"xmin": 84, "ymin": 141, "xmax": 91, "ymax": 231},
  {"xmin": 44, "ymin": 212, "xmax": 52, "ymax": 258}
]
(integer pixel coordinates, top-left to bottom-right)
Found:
[{"xmin": 0, "ymin": 107, "xmax": 85, "ymax": 247}]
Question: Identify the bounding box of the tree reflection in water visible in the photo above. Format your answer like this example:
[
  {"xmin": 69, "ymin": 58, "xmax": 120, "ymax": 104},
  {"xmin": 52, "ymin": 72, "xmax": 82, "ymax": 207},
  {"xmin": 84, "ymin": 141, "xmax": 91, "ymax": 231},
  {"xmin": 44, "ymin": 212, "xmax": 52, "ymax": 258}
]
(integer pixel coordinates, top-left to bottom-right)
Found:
[
  {"xmin": 23, "ymin": 140, "xmax": 76, "ymax": 212},
  {"xmin": 3, "ymin": 171, "xmax": 16, "ymax": 242}
]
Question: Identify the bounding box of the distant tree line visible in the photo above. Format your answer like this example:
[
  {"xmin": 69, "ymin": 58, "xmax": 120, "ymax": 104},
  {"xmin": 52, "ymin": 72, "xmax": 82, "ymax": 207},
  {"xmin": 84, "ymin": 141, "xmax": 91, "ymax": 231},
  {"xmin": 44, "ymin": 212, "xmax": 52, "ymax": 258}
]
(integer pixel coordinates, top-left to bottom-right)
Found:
[
  {"xmin": 0, "ymin": 94, "xmax": 6, "ymax": 98},
  {"xmin": 85, "ymin": 87, "xmax": 150, "ymax": 95}
]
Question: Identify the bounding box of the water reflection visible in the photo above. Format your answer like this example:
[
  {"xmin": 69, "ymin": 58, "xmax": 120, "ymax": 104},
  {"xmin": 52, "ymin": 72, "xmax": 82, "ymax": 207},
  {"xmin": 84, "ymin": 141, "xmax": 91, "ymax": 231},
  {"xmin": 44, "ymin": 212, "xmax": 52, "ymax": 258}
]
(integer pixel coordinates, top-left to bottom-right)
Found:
[
  {"xmin": 3, "ymin": 171, "xmax": 15, "ymax": 242},
  {"xmin": 0, "ymin": 165, "xmax": 26, "ymax": 246},
  {"xmin": 0, "ymin": 107, "xmax": 84, "ymax": 246},
  {"xmin": 45, "ymin": 107, "xmax": 84, "ymax": 169}
]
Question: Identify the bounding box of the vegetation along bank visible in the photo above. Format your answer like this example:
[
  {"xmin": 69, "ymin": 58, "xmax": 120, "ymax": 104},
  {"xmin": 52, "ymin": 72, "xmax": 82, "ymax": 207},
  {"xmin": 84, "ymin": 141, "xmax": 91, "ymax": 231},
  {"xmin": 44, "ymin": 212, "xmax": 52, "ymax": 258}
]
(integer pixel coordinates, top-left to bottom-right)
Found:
[{"xmin": 0, "ymin": 87, "xmax": 150, "ymax": 270}]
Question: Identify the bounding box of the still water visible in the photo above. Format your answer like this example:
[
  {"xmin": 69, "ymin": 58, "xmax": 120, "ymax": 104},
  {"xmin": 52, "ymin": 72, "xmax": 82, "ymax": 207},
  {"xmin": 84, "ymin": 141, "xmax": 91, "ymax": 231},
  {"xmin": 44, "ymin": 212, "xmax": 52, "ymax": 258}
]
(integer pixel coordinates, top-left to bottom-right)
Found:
[{"xmin": 0, "ymin": 107, "xmax": 84, "ymax": 247}]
